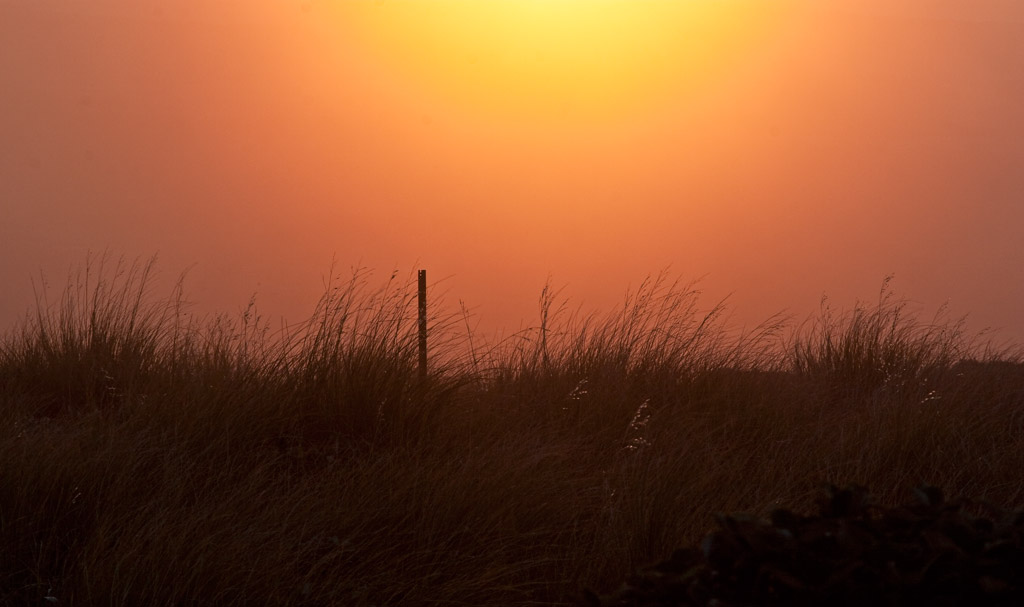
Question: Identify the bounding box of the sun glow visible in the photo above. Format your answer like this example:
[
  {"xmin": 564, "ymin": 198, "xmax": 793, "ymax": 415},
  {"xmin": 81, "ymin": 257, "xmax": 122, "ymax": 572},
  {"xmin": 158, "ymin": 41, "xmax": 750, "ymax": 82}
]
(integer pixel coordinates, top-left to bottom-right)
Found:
[{"xmin": 337, "ymin": 0, "xmax": 791, "ymax": 122}]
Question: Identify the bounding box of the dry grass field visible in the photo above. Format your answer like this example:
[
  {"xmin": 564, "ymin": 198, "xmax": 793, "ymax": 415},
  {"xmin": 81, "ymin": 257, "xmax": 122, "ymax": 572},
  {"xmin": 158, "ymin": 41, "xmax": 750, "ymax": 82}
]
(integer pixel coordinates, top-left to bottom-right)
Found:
[{"xmin": 2, "ymin": 260, "xmax": 1022, "ymax": 605}]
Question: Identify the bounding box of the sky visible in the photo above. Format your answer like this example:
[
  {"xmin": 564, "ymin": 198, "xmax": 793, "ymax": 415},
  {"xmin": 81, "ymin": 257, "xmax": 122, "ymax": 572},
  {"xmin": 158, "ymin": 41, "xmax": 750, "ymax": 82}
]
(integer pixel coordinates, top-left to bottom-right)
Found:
[{"xmin": 2, "ymin": 0, "xmax": 1023, "ymax": 345}]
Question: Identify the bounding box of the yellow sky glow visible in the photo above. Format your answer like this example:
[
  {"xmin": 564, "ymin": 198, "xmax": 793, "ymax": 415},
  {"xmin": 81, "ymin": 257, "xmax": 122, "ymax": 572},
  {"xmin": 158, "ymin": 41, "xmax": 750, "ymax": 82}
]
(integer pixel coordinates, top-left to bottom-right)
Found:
[{"xmin": 338, "ymin": 1, "xmax": 790, "ymax": 122}]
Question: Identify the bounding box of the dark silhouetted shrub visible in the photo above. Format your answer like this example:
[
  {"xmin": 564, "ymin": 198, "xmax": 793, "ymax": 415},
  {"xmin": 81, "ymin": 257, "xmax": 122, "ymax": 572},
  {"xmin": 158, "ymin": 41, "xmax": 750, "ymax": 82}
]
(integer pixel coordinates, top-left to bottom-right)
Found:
[{"xmin": 586, "ymin": 485, "xmax": 1024, "ymax": 606}]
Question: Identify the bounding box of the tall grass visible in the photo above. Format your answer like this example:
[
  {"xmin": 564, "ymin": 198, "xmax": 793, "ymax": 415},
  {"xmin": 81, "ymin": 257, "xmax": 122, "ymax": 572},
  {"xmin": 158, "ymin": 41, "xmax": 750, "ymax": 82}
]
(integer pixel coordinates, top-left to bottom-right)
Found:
[{"xmin": 1, "ymin": 259, "xmax": 1022, "ymax": 605}]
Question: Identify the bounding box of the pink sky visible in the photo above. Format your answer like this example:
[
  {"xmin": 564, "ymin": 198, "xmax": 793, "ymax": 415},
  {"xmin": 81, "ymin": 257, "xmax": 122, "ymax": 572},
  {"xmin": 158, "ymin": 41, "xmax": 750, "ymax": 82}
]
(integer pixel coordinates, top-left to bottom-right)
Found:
[{"xmin": 2, "ymin": 1, "xmax": 1023, "ymax": 346}]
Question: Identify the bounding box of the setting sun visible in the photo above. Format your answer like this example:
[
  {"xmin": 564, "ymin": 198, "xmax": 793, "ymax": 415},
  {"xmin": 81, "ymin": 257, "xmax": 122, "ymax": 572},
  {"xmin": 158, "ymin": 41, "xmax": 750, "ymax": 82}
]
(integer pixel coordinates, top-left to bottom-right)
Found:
[{"xmin": 336, "ymin": 0, "xmax": 790, "ymax": 121}]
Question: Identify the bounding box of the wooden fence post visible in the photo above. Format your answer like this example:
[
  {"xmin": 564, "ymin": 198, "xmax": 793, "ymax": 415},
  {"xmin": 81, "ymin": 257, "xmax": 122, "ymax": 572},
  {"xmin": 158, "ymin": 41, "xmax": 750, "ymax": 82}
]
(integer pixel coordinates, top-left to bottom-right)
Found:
[{"xmin": 418, "ymin": 269, "xmax": 427, "ymax": 380}]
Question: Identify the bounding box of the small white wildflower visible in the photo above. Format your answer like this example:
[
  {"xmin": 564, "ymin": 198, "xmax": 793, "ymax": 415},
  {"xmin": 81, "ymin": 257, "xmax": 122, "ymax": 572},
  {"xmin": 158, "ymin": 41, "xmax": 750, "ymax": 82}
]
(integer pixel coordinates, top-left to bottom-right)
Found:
[{"xmin": 568, "ymin": 379, "xmax": 589, "ymax": 401}]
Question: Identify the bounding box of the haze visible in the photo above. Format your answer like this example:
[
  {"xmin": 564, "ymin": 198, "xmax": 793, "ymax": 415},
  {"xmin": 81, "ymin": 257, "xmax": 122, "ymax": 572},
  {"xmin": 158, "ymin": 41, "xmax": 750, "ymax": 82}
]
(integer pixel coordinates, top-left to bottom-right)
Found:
[{"xmin": 2, "ymin": 0, "xmax": 1023, "ymax": 343}]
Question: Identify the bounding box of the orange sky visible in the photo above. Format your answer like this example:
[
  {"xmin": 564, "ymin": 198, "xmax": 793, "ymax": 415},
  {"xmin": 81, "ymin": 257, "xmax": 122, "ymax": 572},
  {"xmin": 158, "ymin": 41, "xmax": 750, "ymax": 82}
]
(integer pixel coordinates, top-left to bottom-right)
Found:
[{"xmin": 2, "ymin": 0, "xmax": 1023, "ymax": 345}]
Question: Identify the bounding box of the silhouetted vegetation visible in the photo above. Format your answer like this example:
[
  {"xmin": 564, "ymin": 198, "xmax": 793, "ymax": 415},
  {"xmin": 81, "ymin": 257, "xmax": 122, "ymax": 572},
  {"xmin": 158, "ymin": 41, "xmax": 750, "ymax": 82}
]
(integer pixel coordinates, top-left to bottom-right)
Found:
[
  {"xmin": 1, "ymin": 258, "xmax": 1021, "ymax": 606},
  {"xmin": 586, "ymin": 484, "xmax": 1024, "ymax": 606}
]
